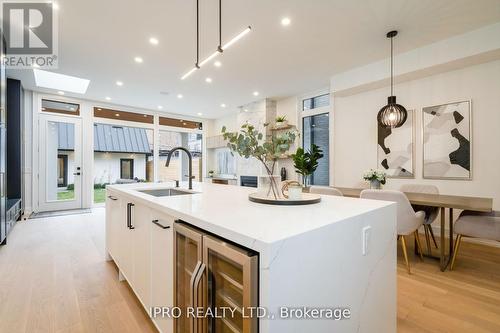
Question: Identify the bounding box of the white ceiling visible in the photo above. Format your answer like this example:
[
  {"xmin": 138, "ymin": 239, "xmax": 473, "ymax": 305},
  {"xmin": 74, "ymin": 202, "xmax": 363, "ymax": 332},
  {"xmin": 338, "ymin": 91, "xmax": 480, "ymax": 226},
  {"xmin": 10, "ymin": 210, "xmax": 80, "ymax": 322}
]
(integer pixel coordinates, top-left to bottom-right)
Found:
[{"xmin": 7, "ymin": 0, "xmax": 500, "ymax": 119}]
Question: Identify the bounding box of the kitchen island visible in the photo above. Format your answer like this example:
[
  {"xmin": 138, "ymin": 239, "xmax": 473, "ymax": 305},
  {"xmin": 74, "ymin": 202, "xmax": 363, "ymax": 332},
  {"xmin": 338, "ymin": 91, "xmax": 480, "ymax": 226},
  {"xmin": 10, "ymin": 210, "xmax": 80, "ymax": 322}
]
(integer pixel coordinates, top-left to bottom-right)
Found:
[{"xmin": 105, "ymin": 182, "xmax": 397, "ymax": 333}]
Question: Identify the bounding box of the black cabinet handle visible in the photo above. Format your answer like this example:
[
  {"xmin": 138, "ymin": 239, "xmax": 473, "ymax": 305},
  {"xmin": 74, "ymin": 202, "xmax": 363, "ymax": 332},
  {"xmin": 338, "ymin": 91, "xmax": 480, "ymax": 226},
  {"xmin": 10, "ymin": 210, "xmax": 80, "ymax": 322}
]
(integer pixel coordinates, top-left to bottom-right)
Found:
[
  {"xmin": 73, "ymin": 172, "xmax": 81, "ymax": 176},
  {"xmin": 127, "ymin": 203, "xmax": 135, "ymax": 229},
  {"xmin": 152, "ymin": 219, "xmax": 170, "ymax": 229},
  {"xmin": 107, "ymin": 195, "xmax": 118, "ymax": 201}
]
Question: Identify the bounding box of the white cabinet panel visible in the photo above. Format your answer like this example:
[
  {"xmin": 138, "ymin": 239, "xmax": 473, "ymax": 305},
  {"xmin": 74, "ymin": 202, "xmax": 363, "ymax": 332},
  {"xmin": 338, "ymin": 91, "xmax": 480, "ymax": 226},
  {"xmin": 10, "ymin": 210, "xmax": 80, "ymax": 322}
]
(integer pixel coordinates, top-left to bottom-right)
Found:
[
  {"xmin": 132, "ymin": 203, "xmax": 152, "ymax": 310},
  {"xmin": 151, "ymin": 214, "xmax": 174, "ymax": 333}
]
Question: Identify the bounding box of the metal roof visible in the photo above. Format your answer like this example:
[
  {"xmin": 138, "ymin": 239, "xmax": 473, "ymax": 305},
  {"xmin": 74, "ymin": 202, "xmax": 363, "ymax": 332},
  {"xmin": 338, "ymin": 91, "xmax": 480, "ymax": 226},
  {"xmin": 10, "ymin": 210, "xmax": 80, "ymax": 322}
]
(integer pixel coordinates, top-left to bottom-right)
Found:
[{"xmin": 58, "ymin": 123, "xmax": 152, "ymax": 154}]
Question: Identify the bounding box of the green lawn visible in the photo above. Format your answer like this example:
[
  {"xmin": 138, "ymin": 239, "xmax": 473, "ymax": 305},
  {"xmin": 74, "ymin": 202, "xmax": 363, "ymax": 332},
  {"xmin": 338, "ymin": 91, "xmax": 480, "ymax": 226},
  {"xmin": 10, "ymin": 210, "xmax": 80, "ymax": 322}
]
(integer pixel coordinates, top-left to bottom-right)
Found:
[{"xmin": 57, "ymin": 188, "xmax": 107, "ymax": 203}]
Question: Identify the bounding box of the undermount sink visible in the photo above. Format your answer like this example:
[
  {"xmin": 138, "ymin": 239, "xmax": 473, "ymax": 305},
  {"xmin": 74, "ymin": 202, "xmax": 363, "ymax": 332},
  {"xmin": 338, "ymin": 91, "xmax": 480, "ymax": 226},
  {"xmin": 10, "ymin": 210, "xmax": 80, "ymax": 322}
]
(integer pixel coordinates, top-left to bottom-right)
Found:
[{"xmin": 137, "ymin": 188, "xmax": 195, "ymax": 197}]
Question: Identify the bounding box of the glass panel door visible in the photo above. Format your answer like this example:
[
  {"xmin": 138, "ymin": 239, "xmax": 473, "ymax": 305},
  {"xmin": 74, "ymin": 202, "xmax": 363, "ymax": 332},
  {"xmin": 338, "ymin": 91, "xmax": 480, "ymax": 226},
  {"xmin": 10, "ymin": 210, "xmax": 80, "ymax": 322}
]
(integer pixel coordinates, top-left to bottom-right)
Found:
[
  {"xmin": 38, "ymin": 113, "xmax": 82, "ymax": 211},
  {"xmin": 174, "ymin": 223, "xmax": 203, "ymax": 333},
  {"xmin": 203, "ymin": 236, "xmax": 258, "ymax": 333},
  {"xmin": 302, "ymin": 113, "xmax": 330, "ymax": 185}
]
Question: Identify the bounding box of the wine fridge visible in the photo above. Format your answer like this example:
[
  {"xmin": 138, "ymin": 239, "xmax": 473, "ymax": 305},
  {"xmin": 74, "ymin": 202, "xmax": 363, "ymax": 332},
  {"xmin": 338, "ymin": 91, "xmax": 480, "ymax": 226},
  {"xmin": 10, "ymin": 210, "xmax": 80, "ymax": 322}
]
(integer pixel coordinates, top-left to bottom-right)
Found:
[{"xmin": 174, "ymin": 222, "xmax": 258, "ymax": 333}]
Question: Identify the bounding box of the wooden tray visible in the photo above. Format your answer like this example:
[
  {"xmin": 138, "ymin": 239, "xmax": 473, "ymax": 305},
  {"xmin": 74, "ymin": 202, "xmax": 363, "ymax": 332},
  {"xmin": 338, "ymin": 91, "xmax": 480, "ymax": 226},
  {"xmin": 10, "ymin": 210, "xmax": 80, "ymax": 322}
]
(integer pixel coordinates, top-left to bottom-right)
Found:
[{"xmin": 248, "ymin": 192, "xmax": 321, "ymax": 205}]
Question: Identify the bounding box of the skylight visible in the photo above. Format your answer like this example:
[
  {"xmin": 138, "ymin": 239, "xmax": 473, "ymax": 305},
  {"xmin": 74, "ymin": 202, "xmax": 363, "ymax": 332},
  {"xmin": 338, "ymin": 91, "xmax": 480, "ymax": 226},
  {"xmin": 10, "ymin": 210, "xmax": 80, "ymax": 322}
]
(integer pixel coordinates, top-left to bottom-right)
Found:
[{"xmin": 33, "ymin": 69, "xmax": 90, "ymax": 94}]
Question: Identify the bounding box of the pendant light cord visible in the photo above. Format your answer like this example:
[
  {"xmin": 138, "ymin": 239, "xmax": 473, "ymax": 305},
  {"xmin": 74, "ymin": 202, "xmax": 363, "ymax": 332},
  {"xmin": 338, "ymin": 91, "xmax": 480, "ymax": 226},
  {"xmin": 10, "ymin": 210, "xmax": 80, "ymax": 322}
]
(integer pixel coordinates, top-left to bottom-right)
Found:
[
  {"xmin": 219, "ymin": 0, "xmax": 222, "ymax": 49},
  {"xmin": 390, "ymin": 35, "xmax": 393, "ymax": 97},
  {"xmin": 196, "ymin": 0, "xmax": 200, "ymax": 67}
]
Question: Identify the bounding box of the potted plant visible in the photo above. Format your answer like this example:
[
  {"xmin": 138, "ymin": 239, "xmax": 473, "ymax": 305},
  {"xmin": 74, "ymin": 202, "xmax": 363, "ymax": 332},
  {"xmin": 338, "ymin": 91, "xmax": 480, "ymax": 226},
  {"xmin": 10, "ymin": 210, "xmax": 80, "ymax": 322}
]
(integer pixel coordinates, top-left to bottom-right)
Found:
[
  {"xmin": 275, "ymin": 115, "xmax": 288, "ymax": 128},
  {"xmin": 222, "ymin": 123, "xmax": 298, "ymax": 199},
  {"xmin": 291, "ymin": 144, "xmax": 323, "ymax": 189},
  {"xmin": 208, "ymin": 170, "xmax": 215, "ymax": 178},
  {"xmin": 363, "ymin": 169, "xmax": 387, "ymax": 189}
]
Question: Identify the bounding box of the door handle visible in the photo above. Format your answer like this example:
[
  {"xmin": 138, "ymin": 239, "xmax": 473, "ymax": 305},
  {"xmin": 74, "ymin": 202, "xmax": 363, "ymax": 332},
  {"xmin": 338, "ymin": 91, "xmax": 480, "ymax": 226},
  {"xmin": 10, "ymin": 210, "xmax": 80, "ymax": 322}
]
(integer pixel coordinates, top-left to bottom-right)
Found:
[
  {"xmin": 152, "ymin": 219, "xmax": 170, "ymax": 229},
  {"xmin": 73, "ymin": 172, "xmax": 81, "ymax": 176},
  {"xmin": 190, "ymin": 261, "xmax": 203, "ymax": 333},
  {"xmin": 107, "ymin": 195, "xmax": 118, "ymax": 201},
  {"xmin": 127, "ymin": 203, "xmax": 135, "ymax": 229},
  {"xmin": 193, "ymin": 263, "xmax": 206, "ymax": 333}
]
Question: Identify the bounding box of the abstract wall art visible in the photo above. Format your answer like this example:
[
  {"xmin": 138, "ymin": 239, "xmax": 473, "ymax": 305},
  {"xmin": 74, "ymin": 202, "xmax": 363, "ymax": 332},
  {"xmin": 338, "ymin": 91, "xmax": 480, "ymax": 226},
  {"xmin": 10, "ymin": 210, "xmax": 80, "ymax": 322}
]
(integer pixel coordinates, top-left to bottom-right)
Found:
[
  {"xmin": 377, "ymin": 109, "xmax": 414, "ymax": 178},
  {"xmin": 422, "ymin": 100, "xmax": 471, "ymax": 179}
]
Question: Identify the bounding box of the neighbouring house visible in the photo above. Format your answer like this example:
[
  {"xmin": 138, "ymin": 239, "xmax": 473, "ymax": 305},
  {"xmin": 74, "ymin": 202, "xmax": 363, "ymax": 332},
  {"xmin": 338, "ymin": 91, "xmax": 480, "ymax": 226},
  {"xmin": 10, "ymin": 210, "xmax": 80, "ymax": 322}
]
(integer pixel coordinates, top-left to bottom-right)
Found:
[{"xmin": 56, "ymin": 123, "xmax": 153, "ymax": 188}]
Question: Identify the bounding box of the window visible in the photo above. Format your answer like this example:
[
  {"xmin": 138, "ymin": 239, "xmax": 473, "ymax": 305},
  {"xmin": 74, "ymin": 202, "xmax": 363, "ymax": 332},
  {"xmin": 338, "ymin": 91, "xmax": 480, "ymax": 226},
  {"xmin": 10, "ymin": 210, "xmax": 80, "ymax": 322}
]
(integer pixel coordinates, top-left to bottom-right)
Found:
[
  {"xmin": 57, "ymin": 155, "xmax": 68, "ymax": 187},
  {"xmin": 158, "ymin": 130, "xmax": 203, "ymax": 182},
  {"xmin": 120, "ymin": 159, "xmax": 134, "ymax": 179},
  {"xmin": 93, "ymin": 123, "xmax": 154, "ymax": 203},
  {"xmin": 302, "ymin": 113, "xmax": 329, "ymax": 186},
  {"xmin": 302, "ymin": 93, "xmax": 329, "ymax": 111},
  {"xmin": 42, "ymin": 99, "xmax": 80, "ymax": 115}
]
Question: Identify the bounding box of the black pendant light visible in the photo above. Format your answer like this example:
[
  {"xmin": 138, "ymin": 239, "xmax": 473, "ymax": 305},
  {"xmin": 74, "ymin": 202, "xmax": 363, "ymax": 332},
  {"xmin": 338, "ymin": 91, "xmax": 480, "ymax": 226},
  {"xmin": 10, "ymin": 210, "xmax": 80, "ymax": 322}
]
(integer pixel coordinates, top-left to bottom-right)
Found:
[{"xmin": 377, "ymin": 30, "xmax": 408, "ymax": 128}]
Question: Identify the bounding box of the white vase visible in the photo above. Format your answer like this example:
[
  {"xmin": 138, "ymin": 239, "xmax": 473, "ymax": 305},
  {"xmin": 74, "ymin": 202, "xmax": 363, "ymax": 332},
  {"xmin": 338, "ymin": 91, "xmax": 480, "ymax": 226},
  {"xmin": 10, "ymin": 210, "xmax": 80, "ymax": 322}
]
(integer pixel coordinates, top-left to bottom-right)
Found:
[{"xmin": 370, "ymin": 180, "xmax": 382, "ymax": 190}]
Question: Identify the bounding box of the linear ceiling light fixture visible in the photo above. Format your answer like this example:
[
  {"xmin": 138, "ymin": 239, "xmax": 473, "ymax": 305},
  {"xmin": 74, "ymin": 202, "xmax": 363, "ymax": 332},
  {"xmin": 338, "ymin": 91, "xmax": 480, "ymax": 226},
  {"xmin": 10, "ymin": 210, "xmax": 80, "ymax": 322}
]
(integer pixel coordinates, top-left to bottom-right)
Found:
[{"xmin": 181, "ymin": 0, "xmax": 251, "ymax": 80}]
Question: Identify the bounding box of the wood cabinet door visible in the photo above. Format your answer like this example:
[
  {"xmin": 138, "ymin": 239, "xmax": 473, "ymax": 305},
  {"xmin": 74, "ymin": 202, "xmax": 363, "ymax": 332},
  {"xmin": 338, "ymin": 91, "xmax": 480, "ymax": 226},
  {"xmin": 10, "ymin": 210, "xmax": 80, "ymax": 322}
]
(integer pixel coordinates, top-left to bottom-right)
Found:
[
  {"xmin": 105, "ymin": 193, "xmax": 121, "ymax": 261},
  {"xmin": 131, "ymin": 203, "xmax": 152, "ymax": 309},
  {"xmin": 151, "ymin": 214, "xmax": 175, "ymax": 333}
]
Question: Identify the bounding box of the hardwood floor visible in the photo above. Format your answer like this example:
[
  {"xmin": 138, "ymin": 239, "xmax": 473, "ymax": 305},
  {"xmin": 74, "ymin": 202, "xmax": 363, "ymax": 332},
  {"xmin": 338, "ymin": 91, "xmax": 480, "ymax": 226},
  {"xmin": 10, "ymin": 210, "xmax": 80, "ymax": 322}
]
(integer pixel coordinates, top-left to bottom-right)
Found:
[
  {"xmin": 0, "ymin": 209, "xmax": 156, "ymax": 333},
  {"xmin": 0, "ymin": 208, "xmax": 499, "ymax": 333}
]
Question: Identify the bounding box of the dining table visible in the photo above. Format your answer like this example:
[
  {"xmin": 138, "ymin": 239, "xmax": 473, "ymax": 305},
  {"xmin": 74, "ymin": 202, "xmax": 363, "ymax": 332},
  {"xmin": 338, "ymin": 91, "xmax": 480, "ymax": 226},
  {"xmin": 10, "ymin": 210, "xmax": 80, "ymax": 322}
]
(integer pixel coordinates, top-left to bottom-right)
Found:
[{"xmin": 336, "ymin": 187, "xmax": 494, "ymax": 271}]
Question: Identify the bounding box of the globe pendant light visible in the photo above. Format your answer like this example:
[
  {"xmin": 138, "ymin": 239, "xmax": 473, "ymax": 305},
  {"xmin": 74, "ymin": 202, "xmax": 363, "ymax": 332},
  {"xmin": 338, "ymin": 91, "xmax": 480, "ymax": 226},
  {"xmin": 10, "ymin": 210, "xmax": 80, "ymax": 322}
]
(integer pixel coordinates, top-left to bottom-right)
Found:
[{"xmin": 377, "ymin": 30, "xmax": 408, "ymax": 128}]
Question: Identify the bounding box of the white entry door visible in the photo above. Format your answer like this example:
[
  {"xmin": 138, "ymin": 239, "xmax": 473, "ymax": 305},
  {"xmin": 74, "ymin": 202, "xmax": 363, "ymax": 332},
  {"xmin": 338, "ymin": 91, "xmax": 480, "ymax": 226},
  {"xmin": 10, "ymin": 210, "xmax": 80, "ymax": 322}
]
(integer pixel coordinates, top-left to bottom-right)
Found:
[{"xmin": 38, "ymin": 114, "xmax": 83, "ymax": 211}]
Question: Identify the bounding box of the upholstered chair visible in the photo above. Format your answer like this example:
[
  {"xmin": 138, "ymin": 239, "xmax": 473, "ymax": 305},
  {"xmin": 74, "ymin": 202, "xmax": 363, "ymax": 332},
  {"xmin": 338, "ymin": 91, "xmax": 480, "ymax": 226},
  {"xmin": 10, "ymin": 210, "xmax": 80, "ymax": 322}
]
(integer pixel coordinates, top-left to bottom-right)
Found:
[
  {"xmin": 400, "ymin": 184, "xmax": 440, "ymax": 254},
  {"xmin": 360, "ymin": 190, "xmax": 425, "ymax": 274},
  {"xmin": 450, "ymin": 210, "xmax": 500, "ymax": 270},
  {"xmin": 309, "ymin": 186, "xmax": 343, "ymax": 196}
]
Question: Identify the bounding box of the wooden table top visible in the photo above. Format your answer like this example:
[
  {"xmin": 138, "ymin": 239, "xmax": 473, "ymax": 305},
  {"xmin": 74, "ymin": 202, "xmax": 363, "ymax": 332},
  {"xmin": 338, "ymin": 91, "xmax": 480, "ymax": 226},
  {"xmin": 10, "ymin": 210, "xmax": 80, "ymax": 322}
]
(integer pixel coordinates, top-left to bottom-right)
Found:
[{"xmin": 336, "ymin": 187, "xmax": 493, "ymax": 212}]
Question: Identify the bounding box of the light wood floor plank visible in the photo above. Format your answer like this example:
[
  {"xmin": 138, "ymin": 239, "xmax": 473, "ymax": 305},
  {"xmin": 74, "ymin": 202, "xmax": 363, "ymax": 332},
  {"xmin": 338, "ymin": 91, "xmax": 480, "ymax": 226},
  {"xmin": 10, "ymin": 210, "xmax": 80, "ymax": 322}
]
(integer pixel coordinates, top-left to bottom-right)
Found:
[{"xmin": 1, "ymin": 209, "xmax": 499, "ymax": 333}]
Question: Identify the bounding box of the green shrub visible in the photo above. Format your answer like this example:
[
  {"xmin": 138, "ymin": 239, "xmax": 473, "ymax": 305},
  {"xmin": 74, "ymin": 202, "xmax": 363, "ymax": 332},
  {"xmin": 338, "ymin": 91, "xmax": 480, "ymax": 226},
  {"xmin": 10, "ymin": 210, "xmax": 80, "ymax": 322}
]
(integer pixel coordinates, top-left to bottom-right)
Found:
[{"xmin": 67, "ymin": 184, "xmax": 74, "ymax": 190}]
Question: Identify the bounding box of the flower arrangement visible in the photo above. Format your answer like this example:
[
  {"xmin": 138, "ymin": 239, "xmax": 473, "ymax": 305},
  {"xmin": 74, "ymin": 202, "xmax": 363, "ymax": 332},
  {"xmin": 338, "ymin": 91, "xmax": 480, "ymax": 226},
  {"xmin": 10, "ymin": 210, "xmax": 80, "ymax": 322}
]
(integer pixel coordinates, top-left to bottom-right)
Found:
[
  {"xmin": 222, "ymin": 123, "xmax": 298, "ymax": 199},
  {"xmin": 363, "ymin": 169, "xmax": 387, "ymax": 189}
]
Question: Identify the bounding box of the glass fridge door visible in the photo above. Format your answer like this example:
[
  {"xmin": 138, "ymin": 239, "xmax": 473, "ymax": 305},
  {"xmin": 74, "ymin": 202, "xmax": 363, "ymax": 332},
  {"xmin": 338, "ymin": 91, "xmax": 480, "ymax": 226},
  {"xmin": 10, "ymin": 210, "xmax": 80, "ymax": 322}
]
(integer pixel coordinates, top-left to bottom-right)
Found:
[
  {"xmin": 202, "ymin": 236, "xmax": 258, "ymax": 333},
  {"xmin": 174, "ymin": 223, "xmax": 204, "ymax": 333}
]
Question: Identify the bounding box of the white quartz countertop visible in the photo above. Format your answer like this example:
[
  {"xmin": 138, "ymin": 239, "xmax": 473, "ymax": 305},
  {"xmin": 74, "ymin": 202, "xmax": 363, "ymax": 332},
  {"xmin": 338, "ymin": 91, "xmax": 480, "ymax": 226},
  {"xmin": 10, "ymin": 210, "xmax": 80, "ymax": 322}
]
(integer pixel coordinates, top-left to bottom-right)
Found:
[{"xmin": 107, "ymin": 182, "xmax": 394, "ymax": 252}]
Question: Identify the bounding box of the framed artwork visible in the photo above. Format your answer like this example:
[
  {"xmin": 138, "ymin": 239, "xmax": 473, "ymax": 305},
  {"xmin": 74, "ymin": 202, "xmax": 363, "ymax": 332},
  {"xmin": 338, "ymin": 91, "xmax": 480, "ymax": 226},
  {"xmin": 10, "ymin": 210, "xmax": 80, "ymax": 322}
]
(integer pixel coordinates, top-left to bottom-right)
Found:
[
  {"xmin": 377, "ymin": 109, "xmax": 415, "ymax": 178},
  {"xmin": 422, "ymin": 100, "xmax": 471, "ymax": 180}
]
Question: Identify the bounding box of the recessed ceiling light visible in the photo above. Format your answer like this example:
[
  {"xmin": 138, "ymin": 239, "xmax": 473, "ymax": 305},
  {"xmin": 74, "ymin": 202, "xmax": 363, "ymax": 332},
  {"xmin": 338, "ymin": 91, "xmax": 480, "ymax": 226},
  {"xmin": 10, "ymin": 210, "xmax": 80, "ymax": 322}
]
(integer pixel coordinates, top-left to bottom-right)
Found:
[
  {"xmin": 197, "ymin": 112, "xmax": 203, "ymax": 116},
  {"xmin": 214, "ymin": 61, "xmax": 222, "ymax": 67},
  {"xmin": 115, "ymin": 113, "xmax": 120, "ymax": 117},
  {"xmin": 116, "ymin": 81, "xmax": 123, "ymax": 86},
  {"xmin": 205, "ymin": 77, "xmax": 212, "ymax": 83},
  {"xmin": 134, "ymin": 57, "xmax": 143, "ymax": 63},
  {"xmin": 253, "ymin": 91, "xmax": 259, "ymax": 96},
  {"xmin": 149, "ymin": 37, "xmax": 159, "ymax": 45},
  {"xmin": 244, "ymin": 109, "xmax": 249, "ymax": 112},
  {"xmin": 33, "ymin": 69, "xmax": 90, "ymax": 94},
  {"xmin": 177, "ymin": 94, "xmax": 183, "ymax": 99},
  {"xmin": 281, "ymin": 17, "xmax": 291, "ymax": 26},
  {"xmin": 157, "ymin": 105, "xmax": 163, "ymax": 110},
  {"xmin": 97, "ymin": 108, "xmax": 102, "ymax": 111},
  {"xmin": 105, "ymin": 96, "xmax": 111, "ymax": 101},
  {"xmin": 57, "ymin": 91, "xmax": 65, "ymax": 95},
  {"xmin": 221, "ymin": 103, "xmax": 226, "ymax": 108}
]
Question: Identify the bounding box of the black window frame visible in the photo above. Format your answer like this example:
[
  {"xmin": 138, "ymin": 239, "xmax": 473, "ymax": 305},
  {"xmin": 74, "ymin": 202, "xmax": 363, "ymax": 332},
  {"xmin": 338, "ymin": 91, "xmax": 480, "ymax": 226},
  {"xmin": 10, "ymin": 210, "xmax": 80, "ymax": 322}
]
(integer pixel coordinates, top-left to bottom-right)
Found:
[
  {"xmin": 302, "ymin": 93, "xmax": 330, "ymax": 111},
  {"xmin": 120, "ymin": 158, "xmax": 134, "ymax": 179}
]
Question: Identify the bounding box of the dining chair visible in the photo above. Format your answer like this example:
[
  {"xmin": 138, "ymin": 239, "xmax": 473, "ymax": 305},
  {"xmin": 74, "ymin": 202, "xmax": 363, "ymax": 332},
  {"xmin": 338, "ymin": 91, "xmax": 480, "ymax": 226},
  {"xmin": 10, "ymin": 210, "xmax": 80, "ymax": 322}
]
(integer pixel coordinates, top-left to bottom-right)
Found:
[
  {"xmin": 450, "ymin": 210, "xmax": 500, "ymax": 270},
  {"xmin": 360, "ymin": 189, "xmax": 425, "ymax": 274},
  {"xmin": 400, "ymin": 184, "xmax": 440, "ymax": 253},
  {"xmin": 309, "ymin": 186, "xmax": 343, "ymax": 196}
]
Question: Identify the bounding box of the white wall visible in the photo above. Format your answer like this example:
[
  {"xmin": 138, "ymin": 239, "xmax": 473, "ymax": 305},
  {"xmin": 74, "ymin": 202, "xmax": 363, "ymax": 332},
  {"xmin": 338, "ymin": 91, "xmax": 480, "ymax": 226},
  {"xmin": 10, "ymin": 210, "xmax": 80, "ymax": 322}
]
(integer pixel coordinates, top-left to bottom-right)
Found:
[
  {"xmin": 93, "ymin": 152, "xmax": 146, "ymax": 184},
  {"xmin": 333, "ymin": 60, "xmax": 500, "ymax": 209}
]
